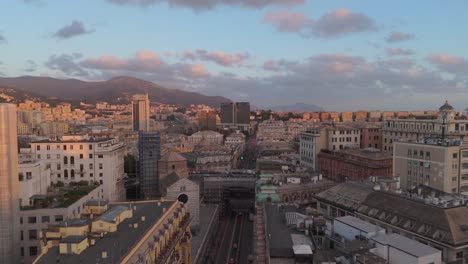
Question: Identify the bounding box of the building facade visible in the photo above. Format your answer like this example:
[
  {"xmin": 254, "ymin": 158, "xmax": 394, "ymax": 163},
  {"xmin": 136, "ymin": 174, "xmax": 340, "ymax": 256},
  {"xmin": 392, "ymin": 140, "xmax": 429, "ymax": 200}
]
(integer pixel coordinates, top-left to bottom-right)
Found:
[
  {"xmin": 30, "ymin": 135, "xmax": 126, "ymax": 202},
  {"xmin": 360, "ymin": 123, "xmax": 383, "ymax": 150},
  {"xmin": 132, "ymin": 94, "xmax": 150, "ymax": 132},
  {"xmin": 0, "ymin": 104, "xmax": 20, "ymax": 263},
  {"xmin": 382, "ymin": 101, "xmax": 468, "ymax": 152},
  {"xmin": 318, "ymin": 149, "xmax": 393, "ymax": 182},
  {"xmin": 138, "ymin": 131, "xmax": 161, "ymax": 199},
  {"xmin": 393, "ymin": 139, "xmax": 468, "ymax": 194}
]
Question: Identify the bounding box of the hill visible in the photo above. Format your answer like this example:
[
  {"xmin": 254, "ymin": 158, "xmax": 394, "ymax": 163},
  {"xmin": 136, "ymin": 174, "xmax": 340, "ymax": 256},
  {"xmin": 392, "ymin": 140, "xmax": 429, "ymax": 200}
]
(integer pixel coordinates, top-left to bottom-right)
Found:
[{"xmin": 0, "ymin": 76, "xmax": 231, "ymax": 107}]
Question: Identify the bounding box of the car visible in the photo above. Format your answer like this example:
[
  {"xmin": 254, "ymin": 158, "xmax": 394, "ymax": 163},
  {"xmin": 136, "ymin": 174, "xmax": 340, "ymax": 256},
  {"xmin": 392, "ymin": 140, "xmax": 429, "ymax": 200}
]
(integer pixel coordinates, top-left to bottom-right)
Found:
[{"xmin": 228, "ymin": 258, "xmax": 236, "ymax": 264}]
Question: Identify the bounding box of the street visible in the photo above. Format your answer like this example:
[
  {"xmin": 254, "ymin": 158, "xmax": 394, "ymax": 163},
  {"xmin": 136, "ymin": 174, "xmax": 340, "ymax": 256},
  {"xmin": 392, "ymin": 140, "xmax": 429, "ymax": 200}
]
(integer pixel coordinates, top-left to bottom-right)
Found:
[
  {"xmin": 214, "ymin": 213, "xmax": 253, "ymax": 264},
  {"xmin": 239, "ymin": 138, "xmax": 257, "ymax": 170}
]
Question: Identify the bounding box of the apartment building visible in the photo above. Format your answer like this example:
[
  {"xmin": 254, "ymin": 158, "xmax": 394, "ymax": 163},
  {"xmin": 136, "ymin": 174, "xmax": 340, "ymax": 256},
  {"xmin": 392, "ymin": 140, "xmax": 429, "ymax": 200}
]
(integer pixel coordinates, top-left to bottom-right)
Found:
[
  {"xmin": 19, "ymin": 185, "xmax": 104, "ymax": 263},
  {"xmin": 34, "ymin": 200, "xmax": 191, "ymax": 264},
  {"xmin": 360, "ymin": 123, "xmax": 383, "ymax": 150},
  {"xmin": 18, "ymin": 160, "xmax": 51, "ymax": 207},
  {"xmin": 382, "ymin": 101, "xmax": 468, "ymax": 152},
  {"xmin": 393, "ymin": 139, "xmax": 468, "ymax": 194},
  {"xmin": 29, "ymin": 135, "xmax": 126, "ymax": 202}
]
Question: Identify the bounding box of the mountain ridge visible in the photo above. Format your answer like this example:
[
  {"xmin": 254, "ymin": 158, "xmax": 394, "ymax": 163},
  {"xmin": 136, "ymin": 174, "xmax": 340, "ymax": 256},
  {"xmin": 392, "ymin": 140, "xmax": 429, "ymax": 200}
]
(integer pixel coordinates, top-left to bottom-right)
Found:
[{"xmin": 0, "ymin": 76, "xmax": 231, "ymax": 107}]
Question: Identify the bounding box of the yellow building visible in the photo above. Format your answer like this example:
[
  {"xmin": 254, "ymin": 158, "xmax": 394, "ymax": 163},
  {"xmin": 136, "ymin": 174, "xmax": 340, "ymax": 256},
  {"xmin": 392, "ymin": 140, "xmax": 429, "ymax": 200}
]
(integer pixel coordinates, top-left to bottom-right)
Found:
[{"xmin": 34, "ymin": 200, "xmax": 192, "ymax": 264}]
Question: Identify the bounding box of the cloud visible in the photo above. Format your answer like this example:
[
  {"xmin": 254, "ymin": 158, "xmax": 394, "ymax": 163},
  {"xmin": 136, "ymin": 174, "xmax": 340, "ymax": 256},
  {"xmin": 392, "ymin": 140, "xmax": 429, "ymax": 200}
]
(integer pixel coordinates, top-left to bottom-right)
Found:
[
  {"xmin": 105, "ymin": 0, "xmax": 304, "ymax": 11},
  {"xmin": 263, "ymin": 10, "xmax": 311, "ymax": 32},
  {"xmin": 386, "ymin": 31, "xmax": 414, "ymax": 42},
  {"xmin": 183, "ymin": 49, "xmax": 250, "ymax": 67},
  {"xmin": 386, "ymin": 47, "xmax": 413, "ymax": 56},
  {"xmin": 80, "ymin": 49, "xmax": 211, "ymax": 80},
  {"xmin": 264, "ymin": 9, "xmax": 377, "ymax": 38},
  {"xmin": 23, "ymin": 60, "xmax": 38, "ymax": 72},
  {"xmin": 263, "ymin": 59, "xmax": 297, "ymax": 72},
  {"xmin": 45, "ymin": 53, "xmax": 89, "ymax": 76},
  {"xmin": 53, "ymin": 20, "xmax": 92, "ymax": 39},
  {"xmin": 427, "ymin": 54, "xmax": 468, "ymax": 74}
]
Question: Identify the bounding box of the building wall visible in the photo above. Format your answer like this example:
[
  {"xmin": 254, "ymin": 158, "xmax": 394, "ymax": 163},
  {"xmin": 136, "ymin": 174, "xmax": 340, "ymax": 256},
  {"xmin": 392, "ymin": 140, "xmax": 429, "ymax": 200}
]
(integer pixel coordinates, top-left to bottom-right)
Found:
[
  {"xmin": 138, "ymin": 132, "xmax": 161, "ymax": 199},
  {"xmin": 30, "ymin": 138, "xmax": 125, "ymax": 202},
  {"xmin": 318, "ymin": 151, "xmax": 392, "ymax": 182},
  {"xmin": 18, "ymin": 161, "xmax": 51, "ymax": 207},
  {"xmin": 0, "ymin": 104, "xmax": 20, "ymax": 263},
  {"xmin": 393, "ymin": 142, "xmax": 460, "ymax": 193},
  {"xmin": 333, "ymin": 219, "xmax": 384, "ymax": 241},
  {"xmin": 165, "ymin": 178, "xmax": 200, "ymax": 229},
  {"xmin": 361, "ymin": 126, "xmax": 383, "ymax": 150},
  {"xmin": 132, "ymin": 94, "xmax": 150, "ymax": 132},
  {"xmin": 19, "ymin": 185, "xmax": 104, "ymax": 264}
]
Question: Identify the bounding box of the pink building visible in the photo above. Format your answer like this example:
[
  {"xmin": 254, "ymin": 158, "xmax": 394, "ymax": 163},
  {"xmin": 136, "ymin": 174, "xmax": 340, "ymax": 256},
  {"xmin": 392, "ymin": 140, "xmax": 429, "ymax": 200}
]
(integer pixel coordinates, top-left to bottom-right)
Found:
[{"xmin": 360, "ymin": 124, "xmax": 383, "ymax": 150}]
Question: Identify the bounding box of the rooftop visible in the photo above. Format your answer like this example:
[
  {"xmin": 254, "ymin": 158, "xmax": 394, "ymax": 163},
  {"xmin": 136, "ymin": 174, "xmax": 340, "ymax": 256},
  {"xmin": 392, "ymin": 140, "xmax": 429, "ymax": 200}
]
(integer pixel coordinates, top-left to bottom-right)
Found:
[
  {"xmin": 335, "ymin": 215, "xmax": 384, "ymax": 234},
  {"xmin": 320, "ymin": 148, "xmax": 392, "ymax": 161},
  {"xmin": 36, "ymin": 200, "xmax": 176, "ymax": 264},
  {"xmin": 371, "ymin": 233, "xmax": 440, "ymax": 257}
]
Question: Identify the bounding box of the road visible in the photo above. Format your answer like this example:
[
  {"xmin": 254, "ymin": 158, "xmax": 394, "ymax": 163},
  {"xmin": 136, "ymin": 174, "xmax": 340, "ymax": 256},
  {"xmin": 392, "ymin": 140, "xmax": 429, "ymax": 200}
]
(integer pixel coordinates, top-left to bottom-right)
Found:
[
  {"xmin": 239, "ymin": 138, "xmax": 257, "ymax": 170},
  {"xmin": 214, "ymin": 213, "xmax": 253, "ymax": 264}
]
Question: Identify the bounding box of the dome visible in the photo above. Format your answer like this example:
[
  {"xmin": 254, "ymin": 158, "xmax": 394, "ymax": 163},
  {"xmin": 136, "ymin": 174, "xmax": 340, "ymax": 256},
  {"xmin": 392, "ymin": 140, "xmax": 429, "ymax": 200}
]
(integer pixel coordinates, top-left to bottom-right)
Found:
[{"xmin": 439, "ymin": 100, "xmax": 454, "ymax": 111}]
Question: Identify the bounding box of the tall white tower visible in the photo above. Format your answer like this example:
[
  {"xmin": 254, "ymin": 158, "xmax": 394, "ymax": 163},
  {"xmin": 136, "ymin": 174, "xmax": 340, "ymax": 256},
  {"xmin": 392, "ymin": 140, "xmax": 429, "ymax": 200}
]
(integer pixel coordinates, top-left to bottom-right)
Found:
[
  {"xmin": 132, "ymin": 94, "xmax": 150, "ymax": 132},
  {"xmin": 0, "ymin": 103, "xmax": 20, "ymax": 263}
]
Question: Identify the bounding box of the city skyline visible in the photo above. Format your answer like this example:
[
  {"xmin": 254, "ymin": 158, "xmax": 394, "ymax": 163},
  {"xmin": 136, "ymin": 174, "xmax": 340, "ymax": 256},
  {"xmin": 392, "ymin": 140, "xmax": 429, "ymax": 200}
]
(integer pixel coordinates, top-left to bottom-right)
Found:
[{"xmin": 1, "ymin": 1, "xmax": 468, "ymax": 110}]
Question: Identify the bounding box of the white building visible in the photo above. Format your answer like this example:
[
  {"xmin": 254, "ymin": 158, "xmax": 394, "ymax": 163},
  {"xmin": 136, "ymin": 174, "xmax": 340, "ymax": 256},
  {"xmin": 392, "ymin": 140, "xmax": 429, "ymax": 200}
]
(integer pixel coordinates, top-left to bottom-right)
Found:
[
  {"xmin": 131, "ymin": 94, "xmax": 150, "ymax": 132},
  {"xmin": 225, "ymin": 131, "xmax": 246, "ymax": 145},
  {"xmin": 370, "ymin": 233, "xmax": 442, "ymax": 264},
  {"xmin": 188, "ymin": 130, "xmax": 224, "ymax": 145},
  {"xmin": 333, "ymin": 215, "xmax": 386, "ymax": 241},
  {"xmin": 18, "ymin": 185, "xmax": 104, "ymax": 264},
  {"xmin": 29, "ymin": 135, "xmax": 125, "ymax": 202},
  {"xmin": 18, "ymin": 160, "xmax": 51, "ymax": 207}
]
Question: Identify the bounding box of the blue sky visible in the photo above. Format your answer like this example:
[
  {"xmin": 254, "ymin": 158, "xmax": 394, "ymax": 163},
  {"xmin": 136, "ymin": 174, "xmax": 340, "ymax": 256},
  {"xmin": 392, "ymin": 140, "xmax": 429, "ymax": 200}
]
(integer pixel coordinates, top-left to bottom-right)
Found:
[{"xmin": 1, "ymin": 0, "xmax": 468, "ymax": 110}]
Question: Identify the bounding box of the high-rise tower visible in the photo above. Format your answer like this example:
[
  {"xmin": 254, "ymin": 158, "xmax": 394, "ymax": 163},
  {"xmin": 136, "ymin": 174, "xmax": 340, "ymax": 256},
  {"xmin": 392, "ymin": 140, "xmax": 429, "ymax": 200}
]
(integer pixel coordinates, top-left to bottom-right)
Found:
[
  {"xmin": 0, "ymin": 103, "xmax": 20, "ymax": 263},
  {"xmin": 132, "ymin": 94, "xmax": 150, "ymax": 132},
  {"xmin": 138, "ymin": 131, "xmax": 161, "ymax": 199}
]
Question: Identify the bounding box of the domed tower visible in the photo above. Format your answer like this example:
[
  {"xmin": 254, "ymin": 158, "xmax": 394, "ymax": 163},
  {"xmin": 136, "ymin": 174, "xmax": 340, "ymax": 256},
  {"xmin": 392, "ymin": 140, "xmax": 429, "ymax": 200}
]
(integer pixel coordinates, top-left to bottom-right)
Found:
[{"xmin": 439, "ymin": 100, "xmax": 455, "ymax": 139}]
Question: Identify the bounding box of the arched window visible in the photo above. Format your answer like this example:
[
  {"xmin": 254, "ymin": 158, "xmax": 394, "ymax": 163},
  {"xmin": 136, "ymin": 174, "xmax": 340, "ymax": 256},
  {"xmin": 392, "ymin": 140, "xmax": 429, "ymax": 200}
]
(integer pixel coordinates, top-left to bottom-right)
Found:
[
  {"xmin": 63, "ymin": 156, "xmax": 68, "ymax": 165},
  {"xmin": 64, "ymin": 170, "xmax": 68, "ymax": 178},
  {"xmin": 71, "ymin": 170, "xmax": 75, "ymax": 178},
  {"xmin": 70, "ymin": 156, "xmax": 75, "ymax": 165}
]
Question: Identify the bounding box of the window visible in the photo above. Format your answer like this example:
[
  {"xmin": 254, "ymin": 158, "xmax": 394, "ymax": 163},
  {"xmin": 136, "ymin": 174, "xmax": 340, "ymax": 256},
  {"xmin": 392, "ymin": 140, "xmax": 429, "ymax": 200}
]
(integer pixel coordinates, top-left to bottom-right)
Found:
[
  {"xmin": 99, "ymin": 180, "xmax": 103, "ymax": 184},
  {"xmin": 28, "ymin": 216, "xmax": 37, "ymax": 224},
  {"xmin": 70, "ymin": 156, "xmax": 75, "ymax": 165},
  {"xmin": 46, "ymin": 154, "xmax": 51, "ymax": 159},
  {"xmin": 20, "ymin": 230, "xmax": 23, "ymax": 241},
  {"xmin": 28, "ymin": 230, "xmax": 37, "ymax": 240},
  {"xmin": 89, "ymin": 144, "xmax": 93, "ymax": 150},
  {"xmin": 56, "ymin": 154, "xmax": 61, "ymax": 159},
  {"xmin": 20, "ymin": 217, "xmax": 23, "ymax": 225},
  {"xmin": 20, "ymin": 247, "xmax": 24, "ymax": 257},
  {"xmin": 80, "ymin": 154, "xmax": 83, "ymax": 159},
  {"xmin": 55, "ymin": 215, "xmax": 63, "ymax": 222},
  {"xmin": 41, "ymin": 216, "xmax": 50, "ymax": 223},
  {"xmin": 26, "ymin": 172, "xmax": 32, "ymax": 180},
  {"xmin": 456, "ymin": 251, "xmax": 463, "ymax": 259},
  {"xmin": 99, "ymin": 163, "xmax": 103, "ymax": 169},
  {"xmin": 56, "ymin": 145, "xmax": 60, "ymax": 150},
  {"xmin": 89, "ymin": 164, "xmax": 93, "ymax": 169},
  {"xmin": 57, "ymin": 173, "xmax": 61, "ymax": 178},
  {"xmin": 37, "ymin": 154, "xmax": 41, "ymax": 159},
  {"xmin": 98, "ymin": 155, "xmax": 103, "ymax": 158},
  {"xmin": 80, "ymin": 145, "xmax": 83, "ymax": 150},
  {"xmin": 172, "ymin": 165, "xmax": 176, "ymax": 170},
  {"xmin": 64, "ymin": 156, "xmax": 68, "ymax": 165},
  {"xmin": 453, "ymin": 153, "xmax": 458, "ymax": 159},
  {"xmin": 70, "ymin": 145, "xmax": 74, "ymax": 150},
  {"xmin": 18, "ymin": 173, "xmax": 24, "ymax": 181},
  {"xmin": 71, "ymin": 170, "xmax": 75, "ymax": 178},
  {"xmin": 64, "ymin": 170, "xmax": 68, "ymax": 178},
  {"xmin": 80, "ymin": 164, "xmax": 84, "ymax": 172},
  {"xmin": 29, "ymin": 246, "xmax": 38, "ymax": 256},
  {"xmin": 36, "ymin": 145, "xmax": 40, "ymax": 151},
  {"xmin": 180, "ymin": 186, "xmax": 186, "ymax": 191},
  {"xmin": 90, "ymin": 173, "xmax": 94, "ymax": 177},
  {"xmin": 63, "ymin": 145, "xmax": 67, "ymax": 150},
  {"xmin": 89, "ymin": 154, "xmax": 93, "ymax": 159},
  {"xmin": 99, "ymin": 173, "xmax": 103, "ymax": 177}
]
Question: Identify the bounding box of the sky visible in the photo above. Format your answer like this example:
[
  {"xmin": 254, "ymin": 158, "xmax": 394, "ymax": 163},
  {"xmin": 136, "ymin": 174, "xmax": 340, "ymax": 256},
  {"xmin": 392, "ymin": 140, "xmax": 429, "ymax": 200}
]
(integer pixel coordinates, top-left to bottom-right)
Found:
[{"xmin": 1, "ymin": 0, "xmax": 468, "ymax": 111}]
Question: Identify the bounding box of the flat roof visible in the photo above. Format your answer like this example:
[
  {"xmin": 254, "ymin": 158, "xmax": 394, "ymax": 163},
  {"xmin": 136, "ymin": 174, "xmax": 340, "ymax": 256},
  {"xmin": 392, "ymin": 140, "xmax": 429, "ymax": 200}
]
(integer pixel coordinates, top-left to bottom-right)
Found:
[
  {"xmin": 371, "ymin": 233, "xmax": 440, "ymax": 257},
  {"xmin": 36, "ymin": 200, "xmax": 176, "ymax": 264},
  {"xmin": 335, "ymin": 215, "xmax": 384, "ymax": 234}
]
